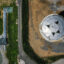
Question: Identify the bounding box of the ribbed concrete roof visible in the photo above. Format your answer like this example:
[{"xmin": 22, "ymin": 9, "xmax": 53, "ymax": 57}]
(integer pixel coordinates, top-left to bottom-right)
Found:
[{"xmin": 39, "ymin": 14, "xmax": 64, "ymax": 42}]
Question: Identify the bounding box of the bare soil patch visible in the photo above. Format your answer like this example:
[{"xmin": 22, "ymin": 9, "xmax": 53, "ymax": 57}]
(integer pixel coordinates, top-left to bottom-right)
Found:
[{"xmin": 29, "ymin": 0, "xmax": 64, "ymax": 57}]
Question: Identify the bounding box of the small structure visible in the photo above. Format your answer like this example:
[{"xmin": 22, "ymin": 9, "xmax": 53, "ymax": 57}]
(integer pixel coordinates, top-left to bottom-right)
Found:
[
  {"xmin": 0, "ymin": 7, "xmax": 13, "ymax": 45},
  {"xmin": 39, "ymin": 14, "xmax": 64, "ymax": 42},
  {"xmin": 4, "ymin": 7, "xmax": 13, "ymax": 13},
  {"xmin": 40, "ymin": 14, "xmax": 64, "ymax": 53}
]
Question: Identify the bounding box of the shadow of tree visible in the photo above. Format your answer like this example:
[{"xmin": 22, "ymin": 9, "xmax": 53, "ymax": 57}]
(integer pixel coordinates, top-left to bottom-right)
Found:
[
  {"xmin": 22, "ymin": 0, "xmax": 47, "ymax": 64},
  {"xmin": 59, "ymin": 11, "xmax": 64, "ymax": 17}
]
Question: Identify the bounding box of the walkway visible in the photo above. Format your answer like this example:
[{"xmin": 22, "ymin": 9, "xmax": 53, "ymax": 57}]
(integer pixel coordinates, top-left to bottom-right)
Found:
[{"xmin": 18, "ymin": 0, "xmax": 37, "ymax": 64}]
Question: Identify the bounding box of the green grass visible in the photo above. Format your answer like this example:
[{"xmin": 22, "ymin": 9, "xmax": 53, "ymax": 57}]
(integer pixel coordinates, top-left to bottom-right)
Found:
[
  {"xmin": 0, "ymin": 18, "xmax": 3, "ymax": 35},
  {"xmin": 6, "ymin": 3, "xmax": 18, "ymax": 64}
]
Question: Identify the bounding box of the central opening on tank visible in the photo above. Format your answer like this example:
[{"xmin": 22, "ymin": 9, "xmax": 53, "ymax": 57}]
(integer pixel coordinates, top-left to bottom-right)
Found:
[
  {"xmin": 55, "ymin": 21, "xmax": 59, "ymax": 24},
  {"xmin": 47, "ymin": 25, "xmax": 50, "ymax": 28}
]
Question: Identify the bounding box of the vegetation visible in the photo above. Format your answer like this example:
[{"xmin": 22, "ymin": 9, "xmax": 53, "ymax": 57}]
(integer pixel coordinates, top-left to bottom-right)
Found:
[
  {"xmin": 0, "ymin": 18, "xmax": 3, "ymax": 35},
  {"xmin": 6, "ymin": 3, "xmax": 18, "ymax": 64},
  {"xmin": 22, "ymin": 0, "xmax": 64, "ymax": 64}
]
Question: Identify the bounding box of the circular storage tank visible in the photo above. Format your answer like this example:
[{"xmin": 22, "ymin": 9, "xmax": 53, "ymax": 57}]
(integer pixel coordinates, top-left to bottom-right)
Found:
[{"xmin": 39, "ymin": 14, "xmax": 64, "ymax": 42}]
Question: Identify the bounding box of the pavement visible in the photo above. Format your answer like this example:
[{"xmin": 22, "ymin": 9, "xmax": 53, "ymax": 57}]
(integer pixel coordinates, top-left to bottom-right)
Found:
[
  {"xmin": 52, "ymin": 59, "xmax": 64, "ymax": 64},
  {"xmin": 0, "ymin": 45, "xmax": 8, "ymax": 64},
  {"xmin": 18, "ymin": 0, "xmax": 37, "ymax": 64}
]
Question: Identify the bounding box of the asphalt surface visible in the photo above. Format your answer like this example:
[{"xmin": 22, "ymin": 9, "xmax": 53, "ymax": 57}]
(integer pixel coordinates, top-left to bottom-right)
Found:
[
  {"xmin": 18, "ymin": 0, "xmax": 23, "ymax": 57},
  {"xmin": 52, "ymin": 59, "xmax": 64, "ymax": 64},
  {"xmin": 0, "ymin": 45, "xmax": 8, "ymax": 64}
]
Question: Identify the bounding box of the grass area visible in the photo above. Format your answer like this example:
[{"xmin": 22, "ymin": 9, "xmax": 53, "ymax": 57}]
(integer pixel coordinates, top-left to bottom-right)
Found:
[
  {"xmin": 22, "ymin": 0, "xmax": 64, "ymax": 64},
  {"xmin": 6, "ymin": 3, "xmax": 18, "ymax": 64},
  {"xmin": 0, "ymin": 18, "xmax": 3, "ymax": 35},
  {"xmin": 0, "ymin": 0, "xmax": 16, "ymax": 6}
]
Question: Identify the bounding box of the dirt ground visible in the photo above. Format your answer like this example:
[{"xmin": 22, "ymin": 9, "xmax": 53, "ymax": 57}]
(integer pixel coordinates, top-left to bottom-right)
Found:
[{"xmin": 29, "ymin": 0, "xmax": 64, "ymax": 57}]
